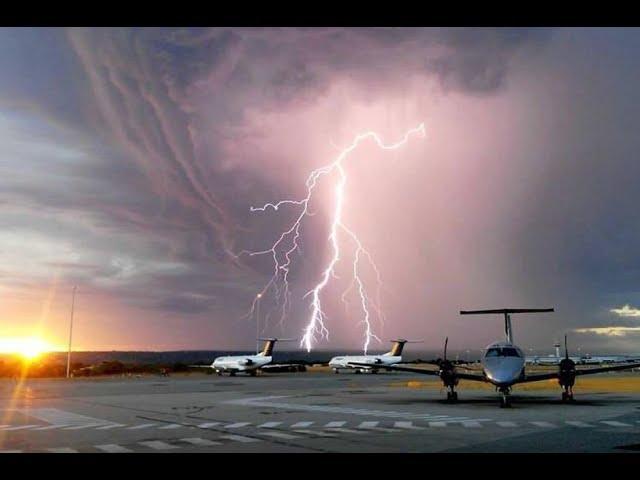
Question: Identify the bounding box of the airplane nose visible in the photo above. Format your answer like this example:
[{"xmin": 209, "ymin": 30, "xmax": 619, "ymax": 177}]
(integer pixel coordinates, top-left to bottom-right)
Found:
[{"xmin": 485, "ymin": 360, "xmax": 523, "ymax": 385}]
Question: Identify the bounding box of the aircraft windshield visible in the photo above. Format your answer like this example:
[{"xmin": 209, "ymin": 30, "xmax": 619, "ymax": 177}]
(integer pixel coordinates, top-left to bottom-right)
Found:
[{"xmin": 485, "ymin": 347, "xmax": 521, "ymax": 358}]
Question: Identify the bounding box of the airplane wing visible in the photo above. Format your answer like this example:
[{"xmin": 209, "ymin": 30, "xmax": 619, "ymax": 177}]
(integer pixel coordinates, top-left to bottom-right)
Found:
[
  {"xmin": 348, "ymin": 362, "xmax": 487, "ymax": 382},
  {"xmin": 516, "ymin": 362, "xmax": 640, "ymax": 384},
  {"xmin": 261, "ymin": 363, "xmax": 306, "ymax": 372}
]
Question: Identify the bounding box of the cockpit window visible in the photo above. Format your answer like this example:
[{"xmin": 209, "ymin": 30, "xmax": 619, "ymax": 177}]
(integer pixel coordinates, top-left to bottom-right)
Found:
[{"xmin": 485, "ymin": 347, "xmax": 520, "ymax": 358}]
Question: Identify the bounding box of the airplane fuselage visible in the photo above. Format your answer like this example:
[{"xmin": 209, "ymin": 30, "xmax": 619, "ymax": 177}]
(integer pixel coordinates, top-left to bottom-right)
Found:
[
  {"xmin": 480, "ymin": 341, "xmax": 525, "ymax": 388},
  {"xmin": 212, "ymin": 355, "xmax": 272, "ymax": 373},
  {"xmin": 329, "ymin": 355, "xmax": 401, "ymax": 372}
]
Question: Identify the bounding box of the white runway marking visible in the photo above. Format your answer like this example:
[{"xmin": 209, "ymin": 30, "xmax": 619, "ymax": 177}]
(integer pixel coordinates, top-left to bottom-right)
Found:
[
  {"xmin": 47, "ymin": 447, "xmax": 78, "ymax": 453},
  {"xmin": 565, "ymin": 421, "xmax": 595, "ymax": 428},
  {"xmin": 324, "ymin": 421, "xmax": 346, "ymax": 428},
  {"xmin": 18, "ymin": 408, "xmax": 110, "ymax": 427},
  {"xmin": 139, "ymin": 440, "xmax": 179, "ymax": 450},
  {"xmin": 95, "ymin": 424, "xmax": 126, "ymax": 430},
  {"xmin": 158, "ymin": 424, "xmax": 183, "ymax": 430},
  {"xmin": 461, "ymin": 421, "xmax": 482, "ymax": 428},
  {"xmin": 226, "ymin": 396, "xmax": 475, "ymax": 421},
  {"xmin": 0, "ymin": 424, "xmax": 39, "ymax": 431},
  {"xmin": 95, "ymin": 444, "xmax": 134, "ymax": 453},
  {"xmin": 224, "ymin": 422, "xmax": 251, "ymax": 429},
  {"xmin": 601, "ymin": 421, "xmax": 633, "ymax": 427},
  {"xmin": 496, "ymin": 421, "xmax": 518, "ymax": 428},
  {"xmin": 220, "ymin": 434, "xmax": 261, "ymax": 443},
  {"xmin": 32, "ymin": 424, "xmax": 71, "ymax": 431},
  {"xmin": 291, "ymin": 421, "xmax": 314, "ymax": 428},
  {"xmin": 258, "ymin": 431, "xmax": 301, "ymax": 440},
  {"xmin": 358, "ymin": 421, "xmax": 379, "ymax": 428},
  {"xmin": 394, "ymin": 421, "xmax": 425, "ymax": 430},
  {"xmin": 293, "ymin": 429, "xmax": 337, "ymax": 437},
  {"xmin": 197, "ymin": 422, "xmax": 220, "ymax": 428},
  {"xmin": 326, "ymin": 427, "xmax": 367, "ymax": 435},
  {"xmin": 126, "ymin": 423, "xmax": 156, "ymax": 430},
  {"xmin": 428, "ymin": 422, "xmax": 447, "ymax": 428},
  {"xmin": 530, "ymin": 421, "xmax": 556, "ymax": 428},
  {"xmin": 63, "ymin": 424, "xmax": 105, "ymax": 430},
  {"xmin": 180, "ymin": 437, "xmax": 222, "ymax": 446},
  {"xmin": 258, "ymin": 422, "xmax": 282, "ymax": 428}
]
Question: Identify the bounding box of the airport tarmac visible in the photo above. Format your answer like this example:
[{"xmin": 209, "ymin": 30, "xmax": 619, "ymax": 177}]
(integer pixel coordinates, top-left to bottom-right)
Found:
[{"xmin": 1, "ymin": 371, "xmax": 639, "ymax": 453}]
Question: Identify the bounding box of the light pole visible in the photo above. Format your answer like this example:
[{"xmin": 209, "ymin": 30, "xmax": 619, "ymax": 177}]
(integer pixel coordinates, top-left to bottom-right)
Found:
[
  {"xmin": 256, "ymin": 293, "xmax": 262, "ymax": 354},
  {"xmin": 66, "ymin": 286, "xmax": 77, "ymax": 379}
]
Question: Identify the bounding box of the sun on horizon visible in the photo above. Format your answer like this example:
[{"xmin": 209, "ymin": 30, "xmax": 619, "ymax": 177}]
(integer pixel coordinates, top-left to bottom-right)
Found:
[{"xmin": 0, "ymin": 337, "xmax": 56, "ymax": 361}]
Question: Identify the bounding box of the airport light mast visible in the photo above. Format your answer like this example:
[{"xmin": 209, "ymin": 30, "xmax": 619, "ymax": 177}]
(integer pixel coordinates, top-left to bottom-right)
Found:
[
  {"xmin": 66, "ymin": 286, "xmax": 76, "ymax": 379},
  {"xmin": 256, "ymin": 293, "xmax": 262, "ymax": 354}
]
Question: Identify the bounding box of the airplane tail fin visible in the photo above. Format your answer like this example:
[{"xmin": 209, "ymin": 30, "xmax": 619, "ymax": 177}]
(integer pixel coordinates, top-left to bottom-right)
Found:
[
  {"xmin": 257, "ymin": 338, "xmax": 295, "ymax": 357},
  {"xmin": 384, "ymin": 339, "xmax": 423, "ymax": 356},
  {"xmin": 460, "ymin": 308, "xmax": 554, "ymax": 344}
]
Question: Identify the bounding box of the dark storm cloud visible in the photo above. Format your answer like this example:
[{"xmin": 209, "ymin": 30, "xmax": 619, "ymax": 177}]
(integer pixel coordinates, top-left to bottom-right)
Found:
[
  {"xmin": 501, "ymin": 29, "xmax": 640, "ymax": 351},
  {"xmin": 6, "ymin": 27, "xmax": 606, "ymax": 351}
]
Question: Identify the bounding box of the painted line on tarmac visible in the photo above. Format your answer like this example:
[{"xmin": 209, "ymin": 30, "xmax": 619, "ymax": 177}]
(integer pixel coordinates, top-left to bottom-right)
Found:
[
  {"xmin": 179, "ymin": 437, "xmax": 223, "ymax": 446},
  {"xmin": 219, "ymin": 434, "xmax": 262, "ymax": 443},
  {"xmin": 225, "ymin": 396, "xmax": 479, "ymax": 422},
  {"xmin": 601, "ymin": 420, "xmax": 633, "ymax": 427},
  {"xmin": 139, "ymin": 440, "xmax": 180, "ymax": 450},
  {"xmin": 95, "ymin": 444, "xmax": 134, "ymax": 453}
]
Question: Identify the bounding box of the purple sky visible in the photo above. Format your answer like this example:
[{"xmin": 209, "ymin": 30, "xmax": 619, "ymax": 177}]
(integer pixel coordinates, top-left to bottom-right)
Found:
[{"xmin": 2, "ymin": 28, "xmax": 640, "ymax": 353}]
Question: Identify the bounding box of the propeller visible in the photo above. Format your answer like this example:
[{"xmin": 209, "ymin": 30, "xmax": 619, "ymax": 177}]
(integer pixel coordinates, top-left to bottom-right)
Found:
[
  {"xmin": 558, "ymin": 333, "xmax": 576, "ymax": 400},
  {"xmin": 444, "ymin": 337, "xmax": 448, "ymax": 362},
  {"xmin": 437, "ymin": 336, "xmax": 458, "ymax": 399}
]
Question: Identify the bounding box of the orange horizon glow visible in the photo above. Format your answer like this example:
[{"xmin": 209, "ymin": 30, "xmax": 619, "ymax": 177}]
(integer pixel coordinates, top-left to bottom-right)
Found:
[{"xmin": 0, "ymin": 337, "xmax": 61, "ymax": 361}]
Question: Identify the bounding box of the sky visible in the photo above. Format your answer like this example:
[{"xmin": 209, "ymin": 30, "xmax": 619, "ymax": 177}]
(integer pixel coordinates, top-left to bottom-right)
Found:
[{"xmin": 1, "ymin": 27, "xmax": 640, "ymax": 353}]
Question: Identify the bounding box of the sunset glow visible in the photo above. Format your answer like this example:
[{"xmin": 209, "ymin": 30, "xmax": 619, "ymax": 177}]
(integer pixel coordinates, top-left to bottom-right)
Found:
[{"xmin": 0, "ymin": 337, "xmax": 53, "ymax": 360}]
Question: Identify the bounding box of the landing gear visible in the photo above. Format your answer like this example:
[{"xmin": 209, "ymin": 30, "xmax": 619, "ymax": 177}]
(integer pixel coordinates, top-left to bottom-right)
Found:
[
  {"xmin": 354, "ymin": 369, "xmax": 362, "ymax": 374},
  {"xmin": 229, "ymin": 371, "xmax": 236, "ymax": 377},
  {"xmin": 499, "ymin": 388, "xmax": 512, "ymax": 408},
  {"xmin": 249, "ymin": 370, "xmax": 257, "ymax": 377},
  {"xmin": 445, "ymin": 385, "xmax": 458, "ymax": 403},
  {"xmin": 216, "ymin": 370, "xmax": 223, "ymax": 376},
  {"xmin": 333, "ymin": 368, "xmax": 340, "ymax": 374},
  {"xmin": 371, "ymin": 369, "xmax": 379, "ymax": 375},
  {"xmin": 561, "ymin": 385, "xmax": 574, "ymax": 403}
]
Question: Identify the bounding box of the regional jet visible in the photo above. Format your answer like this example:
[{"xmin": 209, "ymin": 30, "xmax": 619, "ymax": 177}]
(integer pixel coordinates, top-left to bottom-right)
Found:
[
  {"xmin": 191, "ymin": 338, "xmax": 295, "ymax": 376},
  {"xmin": 350, "ymin": 308, "xmax": 640, "ymax": 407},
  {"xmin": 329, "ymin": 339, "xmax": 422, "ymax": 374}
]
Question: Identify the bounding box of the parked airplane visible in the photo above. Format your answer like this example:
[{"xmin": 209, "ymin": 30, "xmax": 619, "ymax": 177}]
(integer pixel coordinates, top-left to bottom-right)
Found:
[
  {"xmin": 190, "ymin": 338, "xmax": 295, "ymax": 376},
  {"xmin": 350, "ymin": 308, "xmax": 640, "ymax": 407},
  {"xmin": 526, "ymin": 342, "xmax": 581, "ymax": 365},
  {"xmin": 527, "ymin": 344, "xmax": 640, "ymax": 365},
  {"xmin": 329, "ymin": 339, "xmax": 422, "ymax": 374}
]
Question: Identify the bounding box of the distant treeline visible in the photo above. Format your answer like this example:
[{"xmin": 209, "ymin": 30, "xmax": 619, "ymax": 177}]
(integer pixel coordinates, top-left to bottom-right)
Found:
[{"xmin": 0, "ymin": 350, "xmax": 475, "ymax": 378}]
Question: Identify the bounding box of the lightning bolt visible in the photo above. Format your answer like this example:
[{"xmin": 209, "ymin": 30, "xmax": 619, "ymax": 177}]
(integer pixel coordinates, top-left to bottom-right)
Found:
[{"xmin": 237, "ymin": 123, "xmax": 426, "ymax": 353}]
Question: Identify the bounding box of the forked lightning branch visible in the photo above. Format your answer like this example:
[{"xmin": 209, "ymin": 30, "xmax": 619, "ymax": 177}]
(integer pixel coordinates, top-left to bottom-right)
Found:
[{"xmin": 237, "ymin": 124, "xmax": 426, "ymax": 353}]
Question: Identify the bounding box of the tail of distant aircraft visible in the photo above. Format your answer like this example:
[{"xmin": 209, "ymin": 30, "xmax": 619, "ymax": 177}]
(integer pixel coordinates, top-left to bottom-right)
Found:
[
  {"xmin": 257, "ymin": 338, "xmax": 295, "ymax": 357},
  {"xmin": 383, "ymin": 339, "xmax": 423, "ymax": 357},
  {"xmin": 460, "ymin": 308, "xmax": 554, "ymax": 344}
]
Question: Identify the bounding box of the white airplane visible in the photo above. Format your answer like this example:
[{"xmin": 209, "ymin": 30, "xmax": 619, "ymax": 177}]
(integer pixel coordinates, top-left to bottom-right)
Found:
[
  {"xmin": 329, "ymin": 339, "xmax": 422, "ymax": 374},
  {"xmin": 527, "ymin": 344, "xmax": 640, "ymax": 365},
  {"xmin": 350, "ymin": 308, "xmax": 640, "ymax": 407},
  {"xmin": 191, "ymin": 338, "xmax": 295, "ymax": 376},
  {"xmin": 526, "ymin": 342, "xmax": 581, "ymax": 365}
]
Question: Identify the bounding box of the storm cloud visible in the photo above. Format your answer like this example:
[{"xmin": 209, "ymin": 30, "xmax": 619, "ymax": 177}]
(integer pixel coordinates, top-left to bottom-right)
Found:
[{"xmin": 1, "ymin": 27, "xmax": 639, "ymax": 353}]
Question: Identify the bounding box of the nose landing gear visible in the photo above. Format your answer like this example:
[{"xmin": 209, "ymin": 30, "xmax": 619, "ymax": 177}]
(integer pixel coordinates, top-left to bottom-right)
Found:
[
  {"xmin": 561, "ymin": 385, "xmax": 574, "ymax": 402},
  {"xmin": 499, "ymin": 387, "xmax": 512, "ymax": 408},
  {"xmin": 446, "ymin": 386, "xmax": 458, "ymax": 402}
]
